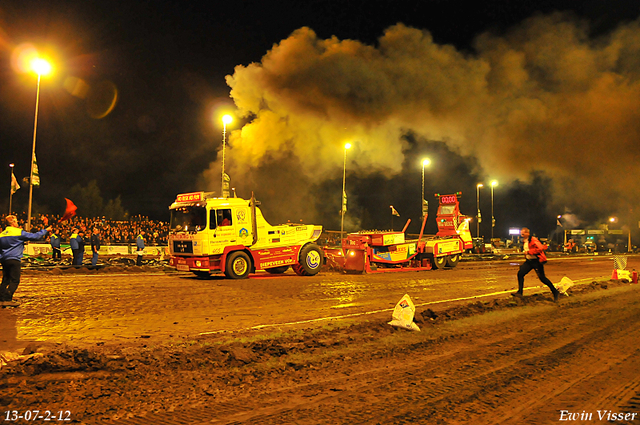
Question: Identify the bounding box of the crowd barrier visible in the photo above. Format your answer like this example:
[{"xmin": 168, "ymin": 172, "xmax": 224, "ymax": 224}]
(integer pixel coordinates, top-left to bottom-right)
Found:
[{"xmin": 25, "ymin": 243, "xmax": 169, "ymax": 257}]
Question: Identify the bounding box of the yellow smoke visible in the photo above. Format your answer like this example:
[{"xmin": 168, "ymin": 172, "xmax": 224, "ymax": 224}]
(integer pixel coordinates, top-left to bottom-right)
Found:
[{"xmin": 207, "ymin": 13, "xmax": 640, "ymax": 216}]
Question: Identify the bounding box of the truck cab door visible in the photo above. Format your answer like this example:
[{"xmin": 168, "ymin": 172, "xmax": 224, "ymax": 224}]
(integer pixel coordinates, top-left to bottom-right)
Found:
[{"xmin": 209, "ymin": 208, "xmax": 237, "ymax": 252}]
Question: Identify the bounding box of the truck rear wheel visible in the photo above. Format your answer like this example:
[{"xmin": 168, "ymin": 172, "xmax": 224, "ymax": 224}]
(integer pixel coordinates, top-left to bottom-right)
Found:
[
  {"xmin": 265, "ymin": 266, "xmax": 289, "ymax": 274},
  {"xmin": 432, "ymin": 255, "xmax": 447, "ymax": 269},
  {"xmin": 225, "ymin": 252, "xmax": 251, "ymax": 279},
  {"xmin": 293, "ymin": 244, "xmax": 324, "ymax": 276},
  {"xmin": 446, "ymin": 254, "xmax": 460, "ymax": 267}
]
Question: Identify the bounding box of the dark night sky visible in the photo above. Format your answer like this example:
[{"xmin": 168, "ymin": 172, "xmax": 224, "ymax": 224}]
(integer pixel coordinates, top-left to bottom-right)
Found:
[{"xmin": 1, "ymin": 0, "xmax": 639, "ymax": 239}]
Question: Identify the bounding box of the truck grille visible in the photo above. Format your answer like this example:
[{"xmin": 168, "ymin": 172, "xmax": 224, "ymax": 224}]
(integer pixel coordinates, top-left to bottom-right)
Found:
[{"xmin": 173, "ymin": 240, "xmax": 193, "ymax": 254}]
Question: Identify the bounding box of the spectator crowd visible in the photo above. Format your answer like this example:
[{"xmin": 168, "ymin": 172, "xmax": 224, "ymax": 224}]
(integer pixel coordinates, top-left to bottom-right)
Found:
[{"xmin": 0, "ymin": 213, "xmax": 169, "ymax": 246}]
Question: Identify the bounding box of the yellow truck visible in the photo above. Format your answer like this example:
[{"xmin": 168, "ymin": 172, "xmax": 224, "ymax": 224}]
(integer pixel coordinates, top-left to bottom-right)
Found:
[{"xmin": 168, "ymin": 192, "xmax": 324, "ymax": 278}]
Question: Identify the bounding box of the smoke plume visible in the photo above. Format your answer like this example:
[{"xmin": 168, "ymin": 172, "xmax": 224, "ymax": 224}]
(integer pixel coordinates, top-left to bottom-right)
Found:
[{"xmin": 205, "ymin": 13, "xmax": 640, "ymax": 225}]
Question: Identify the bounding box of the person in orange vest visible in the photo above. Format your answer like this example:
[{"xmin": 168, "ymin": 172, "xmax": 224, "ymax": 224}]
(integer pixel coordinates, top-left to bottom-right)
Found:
[
  {"xmin": 564, "ymin": 238, "xmax": 576, "ymax": 253},
  {"xmin": 513, "ymin": 227, "xmax": 560, "ymax": 302}
]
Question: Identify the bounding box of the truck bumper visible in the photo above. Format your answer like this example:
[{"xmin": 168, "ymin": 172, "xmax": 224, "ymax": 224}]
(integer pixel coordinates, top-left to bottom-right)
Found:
[{"xmin": 170, "ymin": 256, "xmax": 221, "ymax": 272}]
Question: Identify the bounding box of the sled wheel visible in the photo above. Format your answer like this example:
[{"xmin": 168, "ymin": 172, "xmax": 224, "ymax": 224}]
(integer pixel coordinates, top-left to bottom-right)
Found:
[
  {"xmin": 265, "ymin": 265, "xmax": 289, "ymax": 274},
  {"xmin": 432, "ymin": 255, "xmax": 447, "ymax": 269},
  {"xmin": 293, "ymin": 244, "xmax": 324, "ymax": 276},
  {"xmin": 193, "ymin": 271, "xmax": 211, "ymax": 278},
  {"xmin": 446, "ymin": 254, "xmax": 460, "ymax": 268},
  {"xmin": 225, "ymin": 252, "xmax": 251, "ymax": 279}
]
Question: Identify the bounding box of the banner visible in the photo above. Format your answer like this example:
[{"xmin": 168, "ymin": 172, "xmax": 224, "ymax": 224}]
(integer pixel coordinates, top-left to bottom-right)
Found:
[
  {"xmin": 342, "ymin": 190, "xmax": 347, "ymax": 213},
  {"xmin": 391, "ymin": 205, "xmax": 400, "ymax": 216},
  {"xmin": 10, "ymin": 172, "xmax": 20, "ymax": 194},
  {"xmin": 32, "ymin": 154, "xmax": 40, "ymax": 186},
  {"xmin": 25, "ymin": 243, "xmax": 168, "ymax": 257},
  {"xmin": 222, "ymin": 173, "xmax": 230, "ymax": 198}
]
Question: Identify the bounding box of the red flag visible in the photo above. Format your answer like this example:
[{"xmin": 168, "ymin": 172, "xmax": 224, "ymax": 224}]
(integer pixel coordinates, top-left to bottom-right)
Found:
[{"xmin": 59, "ymin": 198, "xmax": 78, "ymax": 223}]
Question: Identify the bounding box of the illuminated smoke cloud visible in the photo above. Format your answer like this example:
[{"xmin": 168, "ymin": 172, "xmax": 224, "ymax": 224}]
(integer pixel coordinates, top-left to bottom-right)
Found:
[{"xmin": 206, "ymin": 13, "xmax": 640, "ymax": 222}]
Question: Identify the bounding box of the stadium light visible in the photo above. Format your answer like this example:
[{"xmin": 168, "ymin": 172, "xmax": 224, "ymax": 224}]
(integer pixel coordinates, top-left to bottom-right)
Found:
[{"xmin": 26, "ymin": 57, "xmax": 53, "ymax": 230}]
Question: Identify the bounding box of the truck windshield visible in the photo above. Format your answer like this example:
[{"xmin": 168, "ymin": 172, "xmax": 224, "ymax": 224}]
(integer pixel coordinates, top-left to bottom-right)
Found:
[{"xmin": 170, "ymin": 206, "xmax": 207, "ymax": 231}]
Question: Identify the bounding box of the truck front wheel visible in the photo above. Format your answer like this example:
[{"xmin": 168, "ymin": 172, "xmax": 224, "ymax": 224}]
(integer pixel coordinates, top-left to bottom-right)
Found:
[
  {"xmin": 293, "ymin": 244, "xmax": 324, "ymax": 276},
  {"xmin": 225, "ymin": 252, "xmax": 251, "ymax": 279}
]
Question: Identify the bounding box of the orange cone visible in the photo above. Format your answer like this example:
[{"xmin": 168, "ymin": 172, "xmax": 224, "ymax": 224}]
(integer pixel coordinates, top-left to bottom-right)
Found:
[{"xmin": 612, "ymin": 269, "xmax": 618, "ymax": 280}]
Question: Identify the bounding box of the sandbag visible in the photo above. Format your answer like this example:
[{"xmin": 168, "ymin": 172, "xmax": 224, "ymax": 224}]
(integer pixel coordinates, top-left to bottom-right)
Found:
[
  {"xmin": 388, "ymin": 294, "xmax": 420, "ymax": 331},
  {"xmin": 556, "ymin": 276, "xmax": 575, "ymax": 296}
]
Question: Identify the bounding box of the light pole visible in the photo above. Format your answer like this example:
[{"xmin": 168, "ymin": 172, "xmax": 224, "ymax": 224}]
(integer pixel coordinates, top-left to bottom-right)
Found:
[
  {"xmin": 421, "ymin": 158, "xmax": 430, "ymax": 221},
  {"xmin": 490, "ymin": 180, "xmax": 498, "ymax": 240},
  {"xmin": 9, "ymin": 163, "xmax": 15, "ymax": 214},
  {"xmin": 558, "ymin": 215, "xmax": 566, "ymax": 246},
  {"xmin": 607, "ymin": 216, "xmax": 630, "ymax": 253},
  {"xmin": 27, "ymin": 58, "xmax": 52, "ymax": 231},
  {"xmin": 221, "ymin": 114, "xmax": 233, "ymax": 198},
  {"xmin": 476, "ymin": 183, "xmax": 483, "ymax": 239},
  {"xmin": 341, "ymin": 143, "xmax": 351, "ymax": 241}
]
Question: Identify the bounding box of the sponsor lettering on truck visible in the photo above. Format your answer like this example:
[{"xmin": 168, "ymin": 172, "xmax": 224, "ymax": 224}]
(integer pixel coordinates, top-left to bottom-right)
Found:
[{"xmin": 168, "ymin": 191, "xmax": 324, "ymax": 279}]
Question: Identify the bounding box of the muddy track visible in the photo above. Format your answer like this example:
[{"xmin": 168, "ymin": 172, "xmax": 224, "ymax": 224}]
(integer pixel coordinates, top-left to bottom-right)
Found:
[
  {"xmin": 66, "ymin": 283, "xmax": 640, "ymax": 425},
  {"xmin": 227, "ymin": 292, "xmax": 640, "ymax": 424},
  {"xmin": 2, "ymin": 263, "xmax": 640, "ymax": 424}
]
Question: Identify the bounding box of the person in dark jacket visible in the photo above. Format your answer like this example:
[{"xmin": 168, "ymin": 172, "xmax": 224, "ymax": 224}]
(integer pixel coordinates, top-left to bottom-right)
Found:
[
  {"xmin": 513, "ymin": 227, "xmax": 560, "ymax": 302},
  {"xmin": 0, "ymin": 215, "xmax": 51, "ymax": 306},
  {"xmin": 91, "ymin": 227, "xmax": 101, "ymax": 267},
  {"xmin": 49, "ymin": 228, "xmax": 61, "ymax": 261}
]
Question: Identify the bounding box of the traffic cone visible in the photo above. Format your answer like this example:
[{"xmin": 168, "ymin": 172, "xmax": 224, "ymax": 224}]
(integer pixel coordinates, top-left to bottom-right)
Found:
[{"xmin": 612, "ymin": 269, "xmax": 618, "ymax": 280}]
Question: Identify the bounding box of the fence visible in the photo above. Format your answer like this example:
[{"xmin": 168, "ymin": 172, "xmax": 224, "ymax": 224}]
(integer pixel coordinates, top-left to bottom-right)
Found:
[{"xmin": 25, "ymin": 243, "xmax": 169, "ymax": 257}]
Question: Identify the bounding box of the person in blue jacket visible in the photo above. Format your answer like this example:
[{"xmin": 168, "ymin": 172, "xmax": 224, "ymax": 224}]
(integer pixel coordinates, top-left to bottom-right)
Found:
[
  {"xmin": 70, "ymin": 228, "xmax": 84, "ymax": 266},
  {"xmin": 0, "ymin": 215, "xmax": 51, "ymax": 305},
  {"xmin": 136, "ymin": 231, "xmax": 145, "ymax": 266},
  {"xmin": 49, "ymin": 228, "xmax": 61, "ymax": 261}
]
